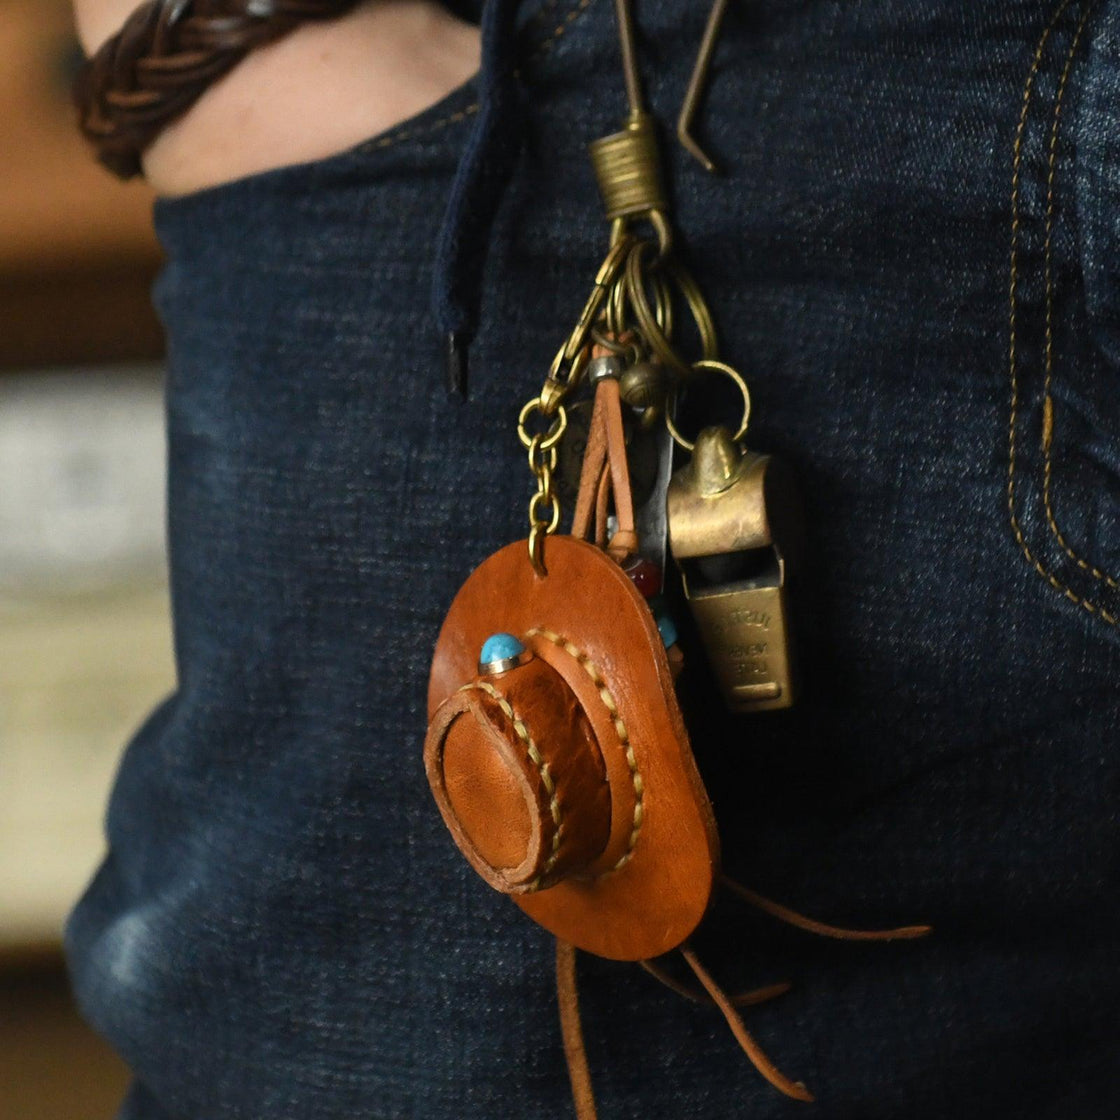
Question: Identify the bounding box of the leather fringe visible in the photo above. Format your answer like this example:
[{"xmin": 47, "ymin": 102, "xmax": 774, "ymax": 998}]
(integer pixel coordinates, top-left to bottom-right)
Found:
[{"xmin": 556, "ymin": 938, "xmax": 599, "ymax": 1120}]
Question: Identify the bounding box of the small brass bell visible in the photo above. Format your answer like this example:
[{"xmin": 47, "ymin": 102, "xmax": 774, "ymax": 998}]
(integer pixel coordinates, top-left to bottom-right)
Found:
[
  {"xmin": 667, "ymin": 426, "xmax": 800, "ymax": 712},
  {"xmin": 619, "ymin": 361, "xmax": 669, "ymax": 428}
]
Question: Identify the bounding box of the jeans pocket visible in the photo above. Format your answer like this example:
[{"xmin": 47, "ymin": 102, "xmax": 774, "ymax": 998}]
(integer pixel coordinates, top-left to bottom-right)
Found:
[{"xmin": 1008, "ymin": 0, "xmax": 1120, "ymax": 637}]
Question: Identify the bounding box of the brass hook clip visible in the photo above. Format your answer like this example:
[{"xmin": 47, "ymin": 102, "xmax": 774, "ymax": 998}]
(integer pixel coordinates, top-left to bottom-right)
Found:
[
  {"xmin": 605, "ymin": 0, "xmax": 731, "ymax": 182},
  {"xmin": 677, "ymin": 0, "xmax": 730, "ymax": 172}
]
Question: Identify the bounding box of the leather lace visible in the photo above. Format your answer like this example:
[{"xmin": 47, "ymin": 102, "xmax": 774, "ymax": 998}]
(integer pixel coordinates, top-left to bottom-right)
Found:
[{"xmin": 556, "ymin": 878, "xmax": 931, "ymax": 1116}]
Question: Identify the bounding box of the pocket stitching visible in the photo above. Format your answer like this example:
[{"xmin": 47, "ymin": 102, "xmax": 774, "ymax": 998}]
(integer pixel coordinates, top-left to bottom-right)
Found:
[
  {"xmin": 1007, "ymin": 0, "xmax": 1120, "ymax": 628},
  {"xmin": 362, "ymin": 100, "xmax": 481, "ymax": 155},
  {"xmin": 1038, "ymin": 0, "xmax": 1120, "ymax": 593},
  {"xmin": 524, "ymin": 0, "xmax": 595, "ymax": 64},
  {"xmin": 356, "ymin": 0, "xmax": 598, "ymax": 156}
]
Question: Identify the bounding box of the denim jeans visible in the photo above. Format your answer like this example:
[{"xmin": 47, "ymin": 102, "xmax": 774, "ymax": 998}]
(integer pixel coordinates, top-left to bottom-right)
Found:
[{"xmin": 66, "ymin": 1, "xmax": 1120, "ymax": 1117}]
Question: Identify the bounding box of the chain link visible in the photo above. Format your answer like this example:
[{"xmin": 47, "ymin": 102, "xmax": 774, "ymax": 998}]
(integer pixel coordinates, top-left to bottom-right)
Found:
[
  {"xmin": 526, "ymin": 437, "xmax": 562, "ymax": 573},
  {"xmin": 517, "ymin": 402, "xmax": 566, "ymax": 573}
]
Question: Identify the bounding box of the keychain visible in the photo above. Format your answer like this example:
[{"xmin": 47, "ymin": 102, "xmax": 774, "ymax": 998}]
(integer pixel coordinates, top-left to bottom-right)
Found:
[{"xmin": 424, "ymin": 2, "xmax": 931, "ymax": 1115}]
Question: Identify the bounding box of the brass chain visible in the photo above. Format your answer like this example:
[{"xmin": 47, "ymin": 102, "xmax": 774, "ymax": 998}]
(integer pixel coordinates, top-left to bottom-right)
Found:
[
  {"xmin": 518, "ymin": 398, "xmax": 567, "ymax": 572},
  {"xmin": 526, "ymin": 443, "xmax": 561, "ymax": 572}
]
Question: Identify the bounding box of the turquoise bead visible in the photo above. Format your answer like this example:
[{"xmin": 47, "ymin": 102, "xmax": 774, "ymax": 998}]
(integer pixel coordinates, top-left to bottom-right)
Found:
[
  {"xmin": 479, "ymin": 632, "xmax": 526, "ymax": 666},
  {"xmin": 647, "ymin": 595, "xmax": 678, "ymax": 648},
  {"xmin": 656, "ymin": 611, "xmax": 678, "ymax": 649}
]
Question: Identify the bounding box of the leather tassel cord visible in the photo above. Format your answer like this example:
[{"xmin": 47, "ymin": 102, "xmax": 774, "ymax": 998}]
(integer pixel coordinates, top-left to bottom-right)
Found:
[
  {"xmin": 720, "ymin": 875, "xmax": 933, "ymax": 943},
  {"xmin": 556, "ymin": 940, "xmax": 599, "ymax": 1120},
  {"xmin": 556, "ymin": 881, "xmax": 931, "ymax": 1117}
]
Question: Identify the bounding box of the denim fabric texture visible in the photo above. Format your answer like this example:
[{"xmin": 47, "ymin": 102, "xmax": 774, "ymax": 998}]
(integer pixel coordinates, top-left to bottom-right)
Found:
[{"xmin": 66, "ymin": 1, "xmax": 1120, "ymax": 1117}]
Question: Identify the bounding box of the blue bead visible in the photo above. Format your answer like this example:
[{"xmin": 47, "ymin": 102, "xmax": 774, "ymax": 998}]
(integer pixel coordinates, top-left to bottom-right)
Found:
[
  {"xmin": 654, "ymin": 613, "xmax": 676, "ymax": 649},
  {"xmin": 479, "ymin": 632, "xmax": 526, "ymax": 666},
  {"xmin": 656, "ymin": 611, "xmax": 679, "ymax": 649}
]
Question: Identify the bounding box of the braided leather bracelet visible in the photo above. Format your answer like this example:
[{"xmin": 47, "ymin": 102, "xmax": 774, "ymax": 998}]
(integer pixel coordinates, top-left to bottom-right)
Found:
[{"xmin": 75, "ymin": 0, "xmax": 361, "ymax": 179}]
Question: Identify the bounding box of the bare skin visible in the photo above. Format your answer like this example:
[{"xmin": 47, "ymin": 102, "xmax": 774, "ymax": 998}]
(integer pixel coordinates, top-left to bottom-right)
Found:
[{"xmin": 73, "ymin": 0, "xmax": 482, "ymax": 197}]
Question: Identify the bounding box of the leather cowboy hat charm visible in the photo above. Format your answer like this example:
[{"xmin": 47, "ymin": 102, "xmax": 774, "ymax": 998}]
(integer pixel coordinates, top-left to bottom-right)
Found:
[
  {"xmin": 424, "ymin": 362, "xmax": 930, "ymax": 1118},
  {"xmin": 424, "ymin": 373, "xmax": 930, "ymax": 1117},
  {"xmin": 425, "ymin": 533, "xmax": 719, "ymax": 961}
]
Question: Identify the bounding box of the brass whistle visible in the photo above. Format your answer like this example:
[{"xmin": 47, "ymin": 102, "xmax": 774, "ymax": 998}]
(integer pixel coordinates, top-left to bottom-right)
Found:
[{"xmin": 667, "ymin": 427, "xmax": 801, "ymax": 713}]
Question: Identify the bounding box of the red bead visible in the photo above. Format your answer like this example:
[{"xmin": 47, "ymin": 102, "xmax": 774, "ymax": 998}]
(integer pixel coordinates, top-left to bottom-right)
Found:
[{"xmin": 624, "ymin": 556, "xmax": 662, "ymax": 599}]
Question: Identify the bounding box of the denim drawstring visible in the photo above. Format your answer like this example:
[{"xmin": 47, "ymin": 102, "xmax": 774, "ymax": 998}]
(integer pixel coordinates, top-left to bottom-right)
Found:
[{"xmin": 431, "ymin": 0, "xmax": 527, "ymax": 396}]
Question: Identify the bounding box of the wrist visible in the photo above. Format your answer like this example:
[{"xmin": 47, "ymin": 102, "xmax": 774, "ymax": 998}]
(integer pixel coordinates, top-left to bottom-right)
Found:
[{"xmin": 77, "ymin": 0, "xmax": 480, "ymax": 197}]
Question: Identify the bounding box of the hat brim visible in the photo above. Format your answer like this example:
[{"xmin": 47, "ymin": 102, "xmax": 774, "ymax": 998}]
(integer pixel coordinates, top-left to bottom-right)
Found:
[{"xmin": 428, "ymin": 536, "xmax": 719, "ymax": 961}]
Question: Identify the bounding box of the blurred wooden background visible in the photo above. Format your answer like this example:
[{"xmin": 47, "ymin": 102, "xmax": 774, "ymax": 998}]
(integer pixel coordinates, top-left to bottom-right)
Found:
[
  {"xmin": 1, "ymin": 3, "xmax": 170, "ymax": 1115},
  {"xmin": 0, "ymin": 0, "xmax": 163, "ymax": 370},
  {"xmin": 0, "ymin": 949, "xmax": 132, "ymax": 1120}
]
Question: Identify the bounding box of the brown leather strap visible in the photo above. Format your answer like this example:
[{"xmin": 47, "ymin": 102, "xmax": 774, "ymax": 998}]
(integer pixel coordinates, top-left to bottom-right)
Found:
[
  {"xmin": 75, "ymin": 0, "xmax": 360, "ymax": 178},
  {"xmin": 556, "ymin": 939, "xmax": 598, "ymax": 1120},
  {"xmin": 721, "ymin": 875, "xmax": 933, "ymax": 941},
  {"xmin": 679, "ymin": 944, "xmax": 815, "ymax": 1103},
  {"xmin": 571, "ymin": 377, "xmax": 637, "ymax": 560},
  {"xmin": 571, "ymin": 379, "xmax": 613, "ymax": 544},
  {"xmin": 639, "ymin": 959, "xmax": 791, "ymax": 1009}
]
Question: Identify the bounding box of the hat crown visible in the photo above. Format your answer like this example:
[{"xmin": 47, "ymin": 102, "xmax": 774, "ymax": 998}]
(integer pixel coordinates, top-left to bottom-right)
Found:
[{"xmin": 426, "ymin": 651, "xmax": 612, "ymax": 894}]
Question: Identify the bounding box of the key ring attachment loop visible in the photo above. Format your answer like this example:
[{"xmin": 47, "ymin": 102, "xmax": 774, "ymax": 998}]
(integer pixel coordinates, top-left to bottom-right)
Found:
[
  {"xmin": 590, "ymin": 325, "xmax": 643, "ymax": 366},
  {"xmin": 625, "ymin": 242, "xmax": 718, "ymax": 376},
  {"xmin": 609, "ymin": 209, "xmax": 673, "ymax": 262},
  {"xmin": 606, "ymin": 253, "xmax": 671, "ymax": 349},
  {"xmin": 665, "ymin": 359, "xmax": 752, "ymax": 451},
  {"xmin": 605, "ymin": 275, "xmax": 628, "ymax": 340},
  {"xmin": 518, "ymin": 397, "xmax": 569, "ymax": 451}
]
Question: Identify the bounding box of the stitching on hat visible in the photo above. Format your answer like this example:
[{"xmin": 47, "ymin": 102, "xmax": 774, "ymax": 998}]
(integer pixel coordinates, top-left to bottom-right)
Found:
[
  {"xmin": 1007, "ymin": 0, "xmax": 1119, "ymax": 628},
  {"xmin": 467, "ymin": 680, "xmax": 564, "ymax": 882},
  {"xmin": 1038, "ymin": 1, "xmax": 1119, "ymax": 591},
  {"xmin": 526, "ymin": 628, "xmax": 643, "ymax": 873}
]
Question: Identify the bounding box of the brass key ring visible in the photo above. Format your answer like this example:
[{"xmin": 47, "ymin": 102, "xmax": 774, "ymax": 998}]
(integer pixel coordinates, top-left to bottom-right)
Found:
[
  {"xmin": 624, "ymin": 242, "xmax": 719, "ymax": 376},
  {"xmin": 611, "ymin": 248, "xmax": 672, "ymax": 345},
  {"xmin": 518, "ymin": 398, "xmax": 569, "ymax": 452},
  {"xmin": 665, "ymin": 359, "xmax": 752, "ymax": 451}
]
